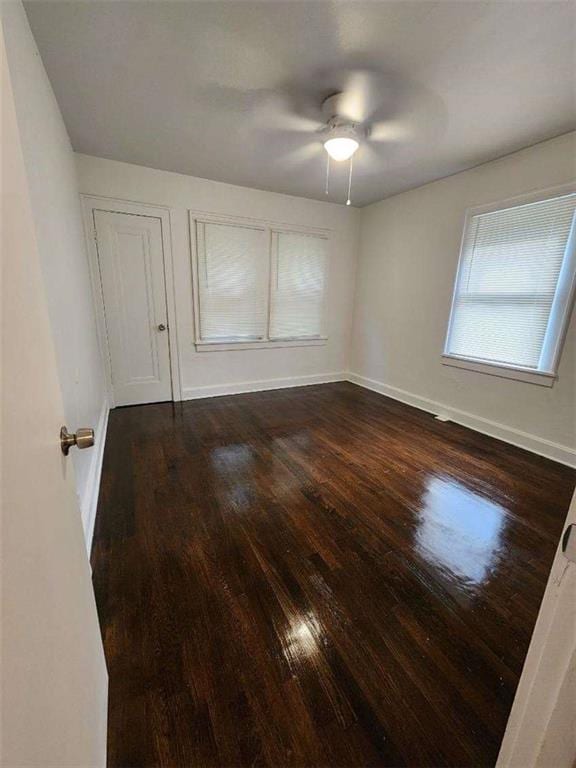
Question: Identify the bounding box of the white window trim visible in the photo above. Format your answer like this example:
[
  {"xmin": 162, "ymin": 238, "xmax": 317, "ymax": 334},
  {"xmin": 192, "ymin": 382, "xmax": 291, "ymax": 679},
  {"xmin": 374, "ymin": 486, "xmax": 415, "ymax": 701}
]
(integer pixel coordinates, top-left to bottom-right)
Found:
[
  {"xmin": 441, "ymin": 354, "xmax": 556, "ymax": 387},
  {"xmin": 195, "ymin": 338, "xmax": 328, "ymax": 352},
  {"xmin": 189, "ymin": 210, "xmax": 331, "ymax": 351},
  {"xmin": 442, "ymin": 182, "xmax": 576, "ymax": 386}
]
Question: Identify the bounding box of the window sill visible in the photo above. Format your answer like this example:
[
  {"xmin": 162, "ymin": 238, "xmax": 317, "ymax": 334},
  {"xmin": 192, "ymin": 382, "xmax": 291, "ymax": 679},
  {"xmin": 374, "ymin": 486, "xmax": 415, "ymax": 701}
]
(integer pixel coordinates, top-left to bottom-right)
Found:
[
  {"xmin": 195, "ymin": 337, "xmax": 328, "ymax": 352},
  {"xmin": 441, "ymin": 354, "xmax": 557, "ymax": 387}
]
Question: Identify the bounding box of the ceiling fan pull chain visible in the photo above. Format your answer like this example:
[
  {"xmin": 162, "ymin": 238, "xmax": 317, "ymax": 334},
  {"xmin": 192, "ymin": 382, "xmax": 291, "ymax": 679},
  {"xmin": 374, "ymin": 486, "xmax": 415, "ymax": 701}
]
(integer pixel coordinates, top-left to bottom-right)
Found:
[
  {"xmin": 346, "ymin": 155, "xmax": 354, "ymax": 206},
  {"xmin": 325, "ymin": 154, "xmax": 331, "ymax": 195}
]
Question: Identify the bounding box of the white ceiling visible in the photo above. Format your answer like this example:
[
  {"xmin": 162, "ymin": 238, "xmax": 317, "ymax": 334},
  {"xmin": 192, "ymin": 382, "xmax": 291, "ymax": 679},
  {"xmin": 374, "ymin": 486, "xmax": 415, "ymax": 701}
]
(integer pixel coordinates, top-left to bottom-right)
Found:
[{"xmin": 25, "ymin": 0, "xmax": 576, "ymax": 207}]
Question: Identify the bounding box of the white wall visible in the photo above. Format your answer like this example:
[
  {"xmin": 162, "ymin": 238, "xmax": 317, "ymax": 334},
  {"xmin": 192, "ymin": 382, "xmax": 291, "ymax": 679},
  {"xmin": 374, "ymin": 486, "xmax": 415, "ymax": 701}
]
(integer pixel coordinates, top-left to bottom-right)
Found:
[
  {"xmin": 3, "ymin": 1, "xmax": 108, "ymax": 547},
  {"xmin": 75, "ymin": 154, "xmax": 360, "ymax": 398},
  {"xmin": 351, "ymin": 133, "xmax": 576, "ymax": 466}
]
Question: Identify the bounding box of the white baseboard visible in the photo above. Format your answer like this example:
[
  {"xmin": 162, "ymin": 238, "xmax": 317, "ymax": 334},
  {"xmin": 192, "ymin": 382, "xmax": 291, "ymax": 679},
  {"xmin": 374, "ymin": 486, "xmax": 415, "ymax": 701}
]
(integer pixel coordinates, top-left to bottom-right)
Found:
[
  {"xmin": 80, "ymin": 399, "xmax": 110, "ymax": 556},
  {"xmin": 347, "ymin": 372, "xmax": 576, "ymax": 468},
  {"xmin": 181, "ymin": 372, "xmax": 347, "ymax": 401}
]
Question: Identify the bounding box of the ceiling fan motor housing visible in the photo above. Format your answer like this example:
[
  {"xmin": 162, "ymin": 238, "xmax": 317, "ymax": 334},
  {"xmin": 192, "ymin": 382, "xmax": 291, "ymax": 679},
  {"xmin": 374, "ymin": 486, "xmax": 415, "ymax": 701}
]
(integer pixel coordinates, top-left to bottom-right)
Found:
[
  {"xmin": 322, "ymin": 92, "xmax": 348, "ymax": 121},
  {"xmin": 324, "ymin": 119, "xmax": 362, "ymax": 142},
  {"xmin": 322, "ymin": 94, "xmax": 364, "ymax": 142}
]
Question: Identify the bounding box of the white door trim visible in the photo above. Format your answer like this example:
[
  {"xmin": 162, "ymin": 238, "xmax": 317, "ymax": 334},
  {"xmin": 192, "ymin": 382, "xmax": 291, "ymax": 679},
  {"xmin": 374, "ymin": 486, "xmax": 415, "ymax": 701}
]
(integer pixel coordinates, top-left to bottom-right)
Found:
[{"xmin": 81, "ymin": 195, "xmax": 182, "ymax": 406}]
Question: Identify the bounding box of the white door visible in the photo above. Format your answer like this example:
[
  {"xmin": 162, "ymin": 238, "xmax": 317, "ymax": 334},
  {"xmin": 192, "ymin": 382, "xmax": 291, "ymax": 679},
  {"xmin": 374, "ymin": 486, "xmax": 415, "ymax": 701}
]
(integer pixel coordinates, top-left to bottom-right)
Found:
[
  {"xmin": 1, "ymin": 32, "xmax": 107, "ymax": 766},
  {"xmin": 94, "ymin": 210, "xmax": 172, "ymax": 406},
  {"xmin": 497, "ymin": 488, "xmax": 576, "ymax": 767}
]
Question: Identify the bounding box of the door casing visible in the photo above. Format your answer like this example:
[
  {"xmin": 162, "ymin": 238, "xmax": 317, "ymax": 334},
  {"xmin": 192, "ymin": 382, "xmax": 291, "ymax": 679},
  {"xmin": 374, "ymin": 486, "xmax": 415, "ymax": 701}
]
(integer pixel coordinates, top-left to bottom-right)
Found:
[{"xmin": 82, "ymin": 196, "xmax": 182, "ymax": 407}]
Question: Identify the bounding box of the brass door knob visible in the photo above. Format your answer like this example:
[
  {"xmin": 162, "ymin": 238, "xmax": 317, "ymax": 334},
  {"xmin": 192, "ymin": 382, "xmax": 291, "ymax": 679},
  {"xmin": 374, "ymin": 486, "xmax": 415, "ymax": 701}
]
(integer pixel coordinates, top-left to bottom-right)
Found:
[
  {"xmin": 157, "ymin": 323, "xmax": 166, "ymax": 331},
  {"xmin": 60, "ymin": 426, "xmax": 95, "ymax": 456}
]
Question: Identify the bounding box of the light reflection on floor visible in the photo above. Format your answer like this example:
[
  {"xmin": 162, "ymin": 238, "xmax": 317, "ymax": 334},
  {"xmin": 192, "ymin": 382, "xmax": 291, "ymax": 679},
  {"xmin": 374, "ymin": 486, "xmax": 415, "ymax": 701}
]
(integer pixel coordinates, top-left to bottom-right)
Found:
[
  {"xmin": 284, "ymin": 618, "xmax": 319, "ymax": 665},
  {"xmin": 210, "ymin": 443, "xmax": 254, "ymax": 471},
  {"xmin": 415, "ymin": 475, "xmax": 506, "ymax": 591}
]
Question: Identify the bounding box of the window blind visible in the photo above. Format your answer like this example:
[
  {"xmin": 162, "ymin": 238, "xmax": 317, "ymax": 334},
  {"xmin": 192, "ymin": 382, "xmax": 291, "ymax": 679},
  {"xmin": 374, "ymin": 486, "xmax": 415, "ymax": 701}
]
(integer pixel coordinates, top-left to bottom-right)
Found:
[
  {"xmin": 196, "ymin": 221, "xmax": 269, "ymax": 341},
  {"xmin": 269, "ymin": 232, "xmax": 327, "ymax": 339},
  {"xmin": 446, "ymin": 193, "xmax": 576, "ymax": 370}
]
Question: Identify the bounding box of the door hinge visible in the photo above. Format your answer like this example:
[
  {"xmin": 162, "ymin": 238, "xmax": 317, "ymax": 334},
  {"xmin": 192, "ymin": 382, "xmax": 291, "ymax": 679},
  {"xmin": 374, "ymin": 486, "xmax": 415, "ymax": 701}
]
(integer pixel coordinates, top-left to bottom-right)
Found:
[{"xmin": 93, "ymin": 229, "xmax": 98, "ymax": 246}]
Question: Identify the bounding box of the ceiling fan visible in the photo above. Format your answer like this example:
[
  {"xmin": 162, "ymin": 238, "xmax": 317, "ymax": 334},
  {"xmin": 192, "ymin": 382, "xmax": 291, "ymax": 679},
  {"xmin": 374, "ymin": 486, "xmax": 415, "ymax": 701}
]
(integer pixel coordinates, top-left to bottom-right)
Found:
[
  {"xmin": 257, "ymin": 68, "xmax": 415, "ymax": 206},
  {"xmin": 203, "ymin": 65, "xmax": 435, "ymax": 204}
]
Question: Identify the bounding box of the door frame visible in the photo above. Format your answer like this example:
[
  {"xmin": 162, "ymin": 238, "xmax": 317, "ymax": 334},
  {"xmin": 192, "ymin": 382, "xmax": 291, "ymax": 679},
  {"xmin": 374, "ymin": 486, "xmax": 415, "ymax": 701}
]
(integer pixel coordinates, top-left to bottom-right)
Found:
[{"xmin": 81, "ymin": 195, "xmax": 182, "ymax": 407}]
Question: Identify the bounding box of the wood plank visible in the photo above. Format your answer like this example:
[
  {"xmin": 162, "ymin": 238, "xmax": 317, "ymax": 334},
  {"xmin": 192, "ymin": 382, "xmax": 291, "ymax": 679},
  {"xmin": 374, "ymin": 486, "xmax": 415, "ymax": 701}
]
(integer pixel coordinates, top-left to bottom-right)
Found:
[{"xmin": 92, "ymin": 382, "xmax": 575, "ymax": 767}]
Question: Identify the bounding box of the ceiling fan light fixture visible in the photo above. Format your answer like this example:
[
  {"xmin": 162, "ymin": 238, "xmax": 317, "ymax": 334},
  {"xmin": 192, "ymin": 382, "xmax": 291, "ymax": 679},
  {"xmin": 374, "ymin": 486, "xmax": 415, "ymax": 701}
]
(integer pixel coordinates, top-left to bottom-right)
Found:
[
  {"xmin": 324, "ymin": 136, "xmax": 359, "ymax": 161},
  {"xmin": 323, "ymin": 122, "xmax": 360, "ymax": 161},
  {"xmin": 321, "ymin": 111, "xmax": 362, "ymax": 204}
]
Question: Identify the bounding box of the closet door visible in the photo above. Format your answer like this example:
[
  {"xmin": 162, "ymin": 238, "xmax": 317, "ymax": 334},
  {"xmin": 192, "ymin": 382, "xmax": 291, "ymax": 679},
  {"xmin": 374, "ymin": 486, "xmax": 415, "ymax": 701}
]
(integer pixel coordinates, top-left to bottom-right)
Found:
[{"xmin": 94, "ymin": 210, "xmax": 172, "ymax": 406}]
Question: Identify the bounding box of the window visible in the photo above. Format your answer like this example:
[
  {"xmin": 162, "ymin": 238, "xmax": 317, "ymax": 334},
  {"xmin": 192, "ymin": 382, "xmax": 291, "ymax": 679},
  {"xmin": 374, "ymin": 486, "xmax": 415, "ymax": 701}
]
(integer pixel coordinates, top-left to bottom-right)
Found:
[
  {"xmin": 192, "ymin": 215, "xmax": 329, "ymax": 350},
  {"xmin": 270, "ymin": 232, "xmax": 327, "ymax": 340},
  {"xmin": 196, "ymin": 221, "xmax": 269, "ymax": 342},
  {"xmin": 443, "ymin": 188, "xmax": 576, "ymax": 386}
]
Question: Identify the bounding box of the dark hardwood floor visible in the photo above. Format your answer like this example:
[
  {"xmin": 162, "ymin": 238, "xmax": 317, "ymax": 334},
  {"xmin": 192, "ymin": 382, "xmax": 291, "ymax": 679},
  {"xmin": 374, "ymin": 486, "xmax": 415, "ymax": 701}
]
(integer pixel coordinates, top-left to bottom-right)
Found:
[{"xmin": 91, "ymin": 382, "xmax": 575, "ymax": 768}]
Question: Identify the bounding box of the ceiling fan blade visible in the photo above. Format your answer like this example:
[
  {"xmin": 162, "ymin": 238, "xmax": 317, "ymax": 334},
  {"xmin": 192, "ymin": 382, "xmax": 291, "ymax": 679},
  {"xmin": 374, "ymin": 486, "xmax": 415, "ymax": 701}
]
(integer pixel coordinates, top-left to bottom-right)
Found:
[
  {"xmin": 270, "ymin": 141, "xmax": 323, "ymax": 169},
  {"xmin": 352, "ymin": 142, "xmax": 382, "ymax": 170},
  {"xmin": 338, "ymin": 70, "xmax": 378, "ymax": 124},
  {"xmin": 369, "ymin": 119, "xmax": 415, "ymax": 143},
  {"xmin": 267, "ymin": 113, "xmax": 324, "ymax": 135},
  {"xmin": 253, "ymin": 92, "xmax": 324, "ymax": 135}
]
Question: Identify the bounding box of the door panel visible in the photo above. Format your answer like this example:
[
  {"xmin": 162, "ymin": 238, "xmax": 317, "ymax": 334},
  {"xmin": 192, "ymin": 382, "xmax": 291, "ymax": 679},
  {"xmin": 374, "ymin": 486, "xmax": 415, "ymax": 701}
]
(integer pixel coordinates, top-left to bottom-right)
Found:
[
  {"xmin": 95, "ymin": 210, "xmax": 172, "ymax": 406},
  {"xmin": 497, "ymin": 489, "xmax": 576, "ymax": 767},
  {"xmin": 1, "ymin": 30, "xmax": 107, "ymax": 766}
]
